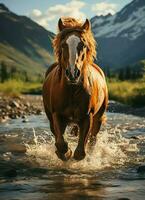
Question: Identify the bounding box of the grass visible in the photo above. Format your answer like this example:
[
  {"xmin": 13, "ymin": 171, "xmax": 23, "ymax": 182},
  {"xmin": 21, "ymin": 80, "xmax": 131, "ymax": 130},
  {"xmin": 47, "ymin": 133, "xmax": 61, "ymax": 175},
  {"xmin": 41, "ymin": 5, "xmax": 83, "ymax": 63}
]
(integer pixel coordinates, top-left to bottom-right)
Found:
[
  {"xmin": 0, "ymin": 78, "xmax": 145, "ymax": 107},
  {"xmin": 108, "ymin": 78, "xmax": 145, "ymax": 107},
  {"xmin": 0, "ymin": 79, "xmax": 42, "ymax": 96}
]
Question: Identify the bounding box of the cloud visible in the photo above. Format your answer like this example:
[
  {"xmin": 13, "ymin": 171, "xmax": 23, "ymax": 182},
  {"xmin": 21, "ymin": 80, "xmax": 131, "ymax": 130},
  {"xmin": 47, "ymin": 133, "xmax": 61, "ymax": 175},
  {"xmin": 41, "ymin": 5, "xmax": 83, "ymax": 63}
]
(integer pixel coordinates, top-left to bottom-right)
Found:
[
  {"xmin": 29, "ymin": 0, "xmax": 86, "ymax": 29},
  {"xmin": 92, "ymin": 2, "xmax": 117, "ymax": 16},
  {"xmin": 31, "ymin": 9, "xmax": 42, "ymax": 17}
]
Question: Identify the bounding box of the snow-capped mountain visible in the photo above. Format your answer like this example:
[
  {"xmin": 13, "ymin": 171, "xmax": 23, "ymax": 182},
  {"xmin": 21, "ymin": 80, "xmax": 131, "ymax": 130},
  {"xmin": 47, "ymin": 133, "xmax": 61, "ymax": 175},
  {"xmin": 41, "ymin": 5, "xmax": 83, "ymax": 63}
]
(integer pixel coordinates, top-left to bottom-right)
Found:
[{"xmin": 91, "ymin": 0, "xmax": 145, "ymax": 69}]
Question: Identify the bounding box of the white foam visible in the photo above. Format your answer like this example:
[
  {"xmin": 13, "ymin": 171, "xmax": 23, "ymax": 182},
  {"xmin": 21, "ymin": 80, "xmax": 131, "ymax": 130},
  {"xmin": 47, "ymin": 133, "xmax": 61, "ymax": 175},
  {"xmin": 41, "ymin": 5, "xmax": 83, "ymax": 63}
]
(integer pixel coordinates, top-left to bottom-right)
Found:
[{"xmin": 25, "ymin": 126, "xmax": 139, "ymax": 172}]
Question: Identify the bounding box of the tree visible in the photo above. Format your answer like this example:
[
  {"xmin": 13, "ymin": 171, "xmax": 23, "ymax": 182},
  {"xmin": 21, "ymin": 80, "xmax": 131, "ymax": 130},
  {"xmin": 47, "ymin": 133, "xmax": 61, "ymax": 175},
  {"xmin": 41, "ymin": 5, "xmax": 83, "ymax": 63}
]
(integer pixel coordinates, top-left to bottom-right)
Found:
[
  {"xmin": 10, "ymin": 66, "xmax": 17, "ymax": 79},
  {"xmin": 125, "ymin": 66, "xmax": 131, "ymax": 80},
  {"xmin": 118, "ymin": 69, "xmax": 124, "ymax": 80},
  {"xmin": 106, "ymin": 66, "xmax": 111, "ymax": 78},
  {"xmin": 0, "ymin": 61, "xmax": 8, "ymax": 82}
]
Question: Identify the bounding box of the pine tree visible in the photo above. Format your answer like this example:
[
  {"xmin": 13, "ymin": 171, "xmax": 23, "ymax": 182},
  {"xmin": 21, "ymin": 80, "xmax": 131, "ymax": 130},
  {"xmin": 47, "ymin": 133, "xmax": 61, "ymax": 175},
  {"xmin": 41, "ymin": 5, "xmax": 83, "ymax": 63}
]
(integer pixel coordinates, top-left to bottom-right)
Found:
[
  {"xmin": 0, "ymin": 61, "xmax": 8, "ymax": 82},
  {"xmin": 118, "ymin": 69, "xmax": 124, "ymax": 80}
]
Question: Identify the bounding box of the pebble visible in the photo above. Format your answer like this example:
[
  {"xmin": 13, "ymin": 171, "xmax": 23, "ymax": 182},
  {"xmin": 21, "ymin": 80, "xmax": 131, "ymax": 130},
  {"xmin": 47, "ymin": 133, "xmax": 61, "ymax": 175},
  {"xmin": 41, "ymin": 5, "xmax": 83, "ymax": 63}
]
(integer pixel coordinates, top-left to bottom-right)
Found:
[
  {"xmin": 22, "ymin": 115, "xmax": 27, "ymax": 119},
  {"xmin": 4, "ymin": 169, "xmax": 17, "ymax": 178},
  {"xmin": 130, "ymin": 136, "xmax": 140, "ymax": 139},
  {"xmin": 9, "ymin": 100, "xmax": 20, "ymax": 108},
  {"xmin": 36, "ymin": 109, "xmax": 43, "ymax": 115},
  {"xmin": 117, "ymin": 198, "xmax": 130, "ymax": 200},
  {"xmin": 0, "ymin": 96, "xmax": 43, "ymax": 122},
  {"xmin": 137, "ymin": 165, "xmax": 145, "ymax": 173},
  {"xmin": 22, "ymin": 118, "xmax": 29, "ymax": 123}
]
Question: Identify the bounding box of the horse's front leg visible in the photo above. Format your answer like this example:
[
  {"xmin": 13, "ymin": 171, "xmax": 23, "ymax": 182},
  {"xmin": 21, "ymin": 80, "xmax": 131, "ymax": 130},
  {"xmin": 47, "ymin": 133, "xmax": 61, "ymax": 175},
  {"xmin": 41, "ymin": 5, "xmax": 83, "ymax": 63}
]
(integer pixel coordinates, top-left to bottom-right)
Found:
[
  {"xmin": 74, "ymin": 114, "xmax": 93, "ymax": 160},
  {"xmin": 52, "ymin": 113, "xmax": 72, "ymax": 161}
]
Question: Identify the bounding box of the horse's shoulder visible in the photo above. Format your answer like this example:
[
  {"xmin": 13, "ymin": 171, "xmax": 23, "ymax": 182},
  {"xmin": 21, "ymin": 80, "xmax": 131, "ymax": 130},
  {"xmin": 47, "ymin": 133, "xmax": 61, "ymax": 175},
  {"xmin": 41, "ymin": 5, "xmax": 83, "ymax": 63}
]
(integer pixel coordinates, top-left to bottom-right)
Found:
[{"xmin": 45, "ymin": 62, "xmax": 58, "ymax": 78}]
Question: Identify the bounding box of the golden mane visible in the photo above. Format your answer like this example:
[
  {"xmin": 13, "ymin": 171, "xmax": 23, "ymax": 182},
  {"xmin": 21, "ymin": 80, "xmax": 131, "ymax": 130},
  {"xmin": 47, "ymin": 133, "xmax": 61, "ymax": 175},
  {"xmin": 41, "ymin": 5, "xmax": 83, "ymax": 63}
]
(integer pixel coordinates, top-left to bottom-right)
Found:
[{"xmin": 53, "ymin": 17, "xmax": 97, "ymax": 64}]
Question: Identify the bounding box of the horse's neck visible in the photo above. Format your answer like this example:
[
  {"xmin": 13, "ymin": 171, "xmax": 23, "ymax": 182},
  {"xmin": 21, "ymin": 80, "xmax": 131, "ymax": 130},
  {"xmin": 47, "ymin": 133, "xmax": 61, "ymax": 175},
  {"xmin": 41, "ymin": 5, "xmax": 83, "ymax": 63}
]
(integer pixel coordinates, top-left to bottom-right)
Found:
[
  {"xmin": 83, "ymin": 64, "xmax": 93, "ymax": 89},
  {"xmin": 82, "ymin": 63, "xmax": 103, "ymax": 96}
]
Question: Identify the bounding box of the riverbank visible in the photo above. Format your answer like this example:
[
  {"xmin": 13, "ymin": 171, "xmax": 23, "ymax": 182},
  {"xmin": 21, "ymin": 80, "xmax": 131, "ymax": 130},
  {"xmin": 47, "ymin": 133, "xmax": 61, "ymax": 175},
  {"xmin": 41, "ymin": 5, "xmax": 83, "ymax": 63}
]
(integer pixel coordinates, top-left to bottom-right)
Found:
[
  {"xmin": 108, "ymin": 100, "xmax": 145, "ymax": 117},
  {"xmin": 0, "ymin": 95, "xmax": 43, "ymax": 122},
  {"xmin": 0, "ymin": 94, "xmax": 145, "ymax": 123}
]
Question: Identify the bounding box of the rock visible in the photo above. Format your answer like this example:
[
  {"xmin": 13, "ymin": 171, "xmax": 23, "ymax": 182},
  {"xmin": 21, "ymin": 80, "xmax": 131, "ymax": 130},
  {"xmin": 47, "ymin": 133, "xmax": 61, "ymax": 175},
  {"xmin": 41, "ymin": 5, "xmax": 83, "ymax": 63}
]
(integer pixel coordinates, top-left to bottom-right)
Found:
[
  {"xmin": 8, "ymin": 144, "xmax": 26, "ymax": 153},
  {"xmin": 25, "ymin": 102, "xmax": 30, "ymax": 107},
  {"xmin": 36, "ymin": 109, "xmax": 43, "ymax": 115},
  {"xmin": 117, "ymin": 198, "xmax": 130, "ymax": 200},
  {"xmin": 0, "ymin": 135, "xmax": 6, "ymax": 142},
  {"xmin": 4, "ymin": 169, "xmax": 17, "ymax": 177},
  {"xmin": 0, "ymin": 116, "xmax": 9, "ymax": 123},
  {"xmin": 0, "ymin": 95, "xmax": 43, "ymax": 123},
  {"xmin": 6, "ymin": 105, "xmax": 11, "ymax": 110},
  {"xmin": 22, "ymin": 118, "xmax": 29, "ymax": 123},
  {"xmin": 9, "ymin": 100, "xmax": 20, "ymax": 108},
  {"xmin": 8, "ymin": 114, "xmax": 17, "ymax": 119},
  {"xmin": 130, "ymin": 136, "xmax": 140, "ymax": 139},
  {"xmin": 137, "ymin": 165, "xmax": 145, "ymax": 173},
  {"xmin": 22, "ymin": 115, "xmax": 27, "ymax": 119}
]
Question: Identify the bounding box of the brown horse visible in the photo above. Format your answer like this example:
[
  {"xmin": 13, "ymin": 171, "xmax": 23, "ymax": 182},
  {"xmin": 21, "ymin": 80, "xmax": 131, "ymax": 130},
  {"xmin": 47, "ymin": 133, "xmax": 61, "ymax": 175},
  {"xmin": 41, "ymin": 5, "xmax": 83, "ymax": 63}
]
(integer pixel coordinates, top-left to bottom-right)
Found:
[{"xmin": 43, "ymin": 17, "xmax": 108, "ymax": 161}]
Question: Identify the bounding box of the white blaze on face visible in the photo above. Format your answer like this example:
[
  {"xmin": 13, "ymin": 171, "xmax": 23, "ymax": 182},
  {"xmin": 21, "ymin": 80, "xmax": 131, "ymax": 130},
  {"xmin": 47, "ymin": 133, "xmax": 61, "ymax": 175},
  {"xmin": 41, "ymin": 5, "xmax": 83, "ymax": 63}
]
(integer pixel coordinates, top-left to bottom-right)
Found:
[{"xmin": 66, "ymin": 35, "xmax": 80, "ymax": 75}]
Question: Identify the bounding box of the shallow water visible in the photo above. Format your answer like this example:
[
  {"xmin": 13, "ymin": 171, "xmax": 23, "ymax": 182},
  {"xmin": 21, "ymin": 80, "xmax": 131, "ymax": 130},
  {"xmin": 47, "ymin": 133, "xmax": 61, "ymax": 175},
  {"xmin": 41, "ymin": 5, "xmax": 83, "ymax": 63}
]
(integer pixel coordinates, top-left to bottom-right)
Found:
[{"xmin": 0, "ymin": 113, "xmax": 145, "ymax": 200}]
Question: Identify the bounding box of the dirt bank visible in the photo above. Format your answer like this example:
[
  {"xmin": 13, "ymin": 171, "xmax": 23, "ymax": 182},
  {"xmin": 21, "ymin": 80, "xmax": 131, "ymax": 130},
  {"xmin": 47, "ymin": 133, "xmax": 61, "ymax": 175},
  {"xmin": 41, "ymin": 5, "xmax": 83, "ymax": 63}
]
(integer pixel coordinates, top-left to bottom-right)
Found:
[{"xmin": 0, "ymin": 95, "xmax": 144, "ymax": 123}]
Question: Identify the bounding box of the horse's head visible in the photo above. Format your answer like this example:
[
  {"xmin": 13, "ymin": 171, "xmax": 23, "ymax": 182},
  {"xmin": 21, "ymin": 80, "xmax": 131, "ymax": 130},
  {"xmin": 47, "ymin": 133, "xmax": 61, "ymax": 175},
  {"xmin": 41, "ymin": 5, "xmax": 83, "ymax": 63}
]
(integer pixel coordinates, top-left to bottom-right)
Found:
[{"xmin": 53, "ymin": 18, "xmax": 96, "ymax": 84}]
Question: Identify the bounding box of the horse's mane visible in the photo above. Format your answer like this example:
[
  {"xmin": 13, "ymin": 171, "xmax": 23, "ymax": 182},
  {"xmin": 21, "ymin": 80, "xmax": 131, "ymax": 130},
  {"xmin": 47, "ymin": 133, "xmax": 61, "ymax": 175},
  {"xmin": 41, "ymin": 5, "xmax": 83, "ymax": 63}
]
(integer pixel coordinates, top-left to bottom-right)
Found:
[{"xmin": 53, "ymin": 17, "xmax": 97, "ymax": 64}]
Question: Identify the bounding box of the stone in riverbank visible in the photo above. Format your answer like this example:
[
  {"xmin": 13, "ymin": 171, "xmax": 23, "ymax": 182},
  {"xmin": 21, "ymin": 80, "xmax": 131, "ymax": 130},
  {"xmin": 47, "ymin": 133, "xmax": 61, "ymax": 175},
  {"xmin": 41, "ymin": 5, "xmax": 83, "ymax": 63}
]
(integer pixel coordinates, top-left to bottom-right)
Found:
[
  {"xmin": 0, "ymin": 95, "xmax": 145, "ymax": 123},
  {"xmin": 108, "ymin": 100, "xmax": 145, "ymax": 117},
  {"xmin": 137, "ymin": 165, "xmax": 145, "ymax": 173},
  {"xmin": 0, "ymin": 95, "xmax": 43, "ymax": 122}
]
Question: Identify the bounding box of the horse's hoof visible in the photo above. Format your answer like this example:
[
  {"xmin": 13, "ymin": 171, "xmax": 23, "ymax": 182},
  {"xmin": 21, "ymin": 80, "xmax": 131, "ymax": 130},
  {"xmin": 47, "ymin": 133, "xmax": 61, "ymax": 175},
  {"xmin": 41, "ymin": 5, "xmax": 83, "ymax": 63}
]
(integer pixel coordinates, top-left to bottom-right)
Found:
[
  {"xmin": 73, "ymin": 149, "xmax": 86, "ymax": 161},
  {"xmin": 55, "ymin": 148, "xmax": 72, "ymax": 161}
]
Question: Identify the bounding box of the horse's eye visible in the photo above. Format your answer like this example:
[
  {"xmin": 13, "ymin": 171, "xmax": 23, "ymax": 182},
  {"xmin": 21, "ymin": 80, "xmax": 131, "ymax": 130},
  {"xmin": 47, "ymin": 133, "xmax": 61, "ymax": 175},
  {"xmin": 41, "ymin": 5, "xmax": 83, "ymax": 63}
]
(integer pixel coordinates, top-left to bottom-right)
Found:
[
  {"xmin": 82, "ymin": 53, "xmax": 85, "ymax": 61},
  {"xmin": 80, "ymin": 41, "xmax": 84, "ymax": 49},
  {"xmin": 77, "ymin": 42, "xmax": 84, "ymax": 54}
]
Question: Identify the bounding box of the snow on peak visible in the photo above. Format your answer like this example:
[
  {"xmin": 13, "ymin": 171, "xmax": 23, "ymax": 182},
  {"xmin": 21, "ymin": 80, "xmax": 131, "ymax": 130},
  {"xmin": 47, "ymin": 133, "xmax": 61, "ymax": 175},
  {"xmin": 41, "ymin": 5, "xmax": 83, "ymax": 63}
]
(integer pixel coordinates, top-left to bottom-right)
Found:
[{"xmin": 91, "ymin": 0, "xmax": 145, "ymax": 40}]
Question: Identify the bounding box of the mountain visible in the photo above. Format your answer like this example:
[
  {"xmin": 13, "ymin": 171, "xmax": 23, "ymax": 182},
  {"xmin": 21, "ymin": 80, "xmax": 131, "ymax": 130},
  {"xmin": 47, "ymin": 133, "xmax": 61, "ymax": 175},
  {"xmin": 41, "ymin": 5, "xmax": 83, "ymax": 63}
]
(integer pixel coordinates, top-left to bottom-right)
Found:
[
  {"xmin": 91, "ymin": 0, "xmax": 145, "ymax": 70},
  {"xmin": 0, "ymin": 4, "xmax": 54, "ymax": 80}
]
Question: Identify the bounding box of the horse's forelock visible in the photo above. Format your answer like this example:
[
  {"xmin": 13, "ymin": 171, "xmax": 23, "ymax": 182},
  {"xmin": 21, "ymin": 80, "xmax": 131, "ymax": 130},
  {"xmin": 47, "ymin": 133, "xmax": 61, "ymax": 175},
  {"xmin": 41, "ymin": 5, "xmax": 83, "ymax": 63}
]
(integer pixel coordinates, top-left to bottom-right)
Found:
[{"xmin": 53, "ymin": 18, "xmax": 96, "ymax": 64}]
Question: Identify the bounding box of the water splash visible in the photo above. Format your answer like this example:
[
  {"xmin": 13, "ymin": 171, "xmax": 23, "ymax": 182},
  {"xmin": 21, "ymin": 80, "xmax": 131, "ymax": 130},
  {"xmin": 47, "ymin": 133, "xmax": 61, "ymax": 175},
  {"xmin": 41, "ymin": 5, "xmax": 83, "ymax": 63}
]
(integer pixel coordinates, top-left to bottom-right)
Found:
[{"xmin": 25, "ymin": 125, "xmax": 139, "ymax": 172}]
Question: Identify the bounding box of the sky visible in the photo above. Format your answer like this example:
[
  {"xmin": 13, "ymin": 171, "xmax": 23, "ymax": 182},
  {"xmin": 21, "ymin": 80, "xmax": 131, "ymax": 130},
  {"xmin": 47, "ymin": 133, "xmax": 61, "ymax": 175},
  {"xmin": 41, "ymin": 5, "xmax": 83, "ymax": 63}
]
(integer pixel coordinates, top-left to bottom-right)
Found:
[{"xmin": 0, "ymin": 0, "xmax": 132, "ymax": 32}]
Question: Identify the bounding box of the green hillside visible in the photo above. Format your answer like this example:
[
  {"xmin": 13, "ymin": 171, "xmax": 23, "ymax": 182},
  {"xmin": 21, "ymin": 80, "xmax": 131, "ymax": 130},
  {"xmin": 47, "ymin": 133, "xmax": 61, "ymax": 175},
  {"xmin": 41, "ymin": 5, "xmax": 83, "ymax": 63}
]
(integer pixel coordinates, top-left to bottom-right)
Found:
[{"xmin": 0, "ymin": 4, "xmax": 54, "ymax": 81}]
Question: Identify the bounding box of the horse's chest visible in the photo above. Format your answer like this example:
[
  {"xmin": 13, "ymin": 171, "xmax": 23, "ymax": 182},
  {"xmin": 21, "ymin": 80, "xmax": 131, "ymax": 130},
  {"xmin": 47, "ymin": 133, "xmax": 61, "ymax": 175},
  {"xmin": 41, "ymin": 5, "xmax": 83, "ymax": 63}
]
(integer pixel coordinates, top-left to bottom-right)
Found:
[
  {"xmin": 63, "ymin": 94, "xmax": 89, "ymax": 122},
  {"xmin": 63, "ymin": 106, "xmax": 80, "ymax": 122}
]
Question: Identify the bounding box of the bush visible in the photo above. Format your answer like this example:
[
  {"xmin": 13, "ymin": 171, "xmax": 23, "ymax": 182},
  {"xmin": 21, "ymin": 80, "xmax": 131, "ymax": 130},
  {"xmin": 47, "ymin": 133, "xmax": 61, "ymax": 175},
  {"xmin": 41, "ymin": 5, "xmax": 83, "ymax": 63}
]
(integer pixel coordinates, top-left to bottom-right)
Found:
[
  {"xmin": 0, "ymin": 79, "xmax": 42, "ymax": 96},
  {"xmin": 108, "ymin": 79, "xmax": 145, "ymax": 107}
]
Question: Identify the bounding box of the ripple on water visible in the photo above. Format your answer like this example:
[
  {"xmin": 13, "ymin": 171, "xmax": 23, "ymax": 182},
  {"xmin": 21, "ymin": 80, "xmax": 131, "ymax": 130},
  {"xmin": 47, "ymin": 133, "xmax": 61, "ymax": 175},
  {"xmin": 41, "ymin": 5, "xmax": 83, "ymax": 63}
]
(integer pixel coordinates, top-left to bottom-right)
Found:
[
  {"xmin": 0, "ymin": 113, "xmax": 145, "ymax": 200},
  {"xmin": 25, "ymin": 124, "xmax": 140, "ymax": 172}
]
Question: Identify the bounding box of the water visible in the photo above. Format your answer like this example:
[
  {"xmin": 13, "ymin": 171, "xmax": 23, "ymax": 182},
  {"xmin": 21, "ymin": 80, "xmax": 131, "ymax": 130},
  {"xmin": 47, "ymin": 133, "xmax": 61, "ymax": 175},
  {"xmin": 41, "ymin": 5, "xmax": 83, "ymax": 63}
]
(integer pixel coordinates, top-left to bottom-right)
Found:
[{"xmin": 0, "ymin": 113, "xmax": 145, "ymax": 200}]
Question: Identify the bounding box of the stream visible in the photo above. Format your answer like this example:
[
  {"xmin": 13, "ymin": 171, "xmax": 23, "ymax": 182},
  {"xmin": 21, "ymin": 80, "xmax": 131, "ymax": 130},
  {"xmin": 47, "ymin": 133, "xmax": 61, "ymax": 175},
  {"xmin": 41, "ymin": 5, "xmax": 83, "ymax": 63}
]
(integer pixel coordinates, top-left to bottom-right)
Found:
[{"xmin": 0, "ymin": 112, "xmax": 145, "ymax": 200}]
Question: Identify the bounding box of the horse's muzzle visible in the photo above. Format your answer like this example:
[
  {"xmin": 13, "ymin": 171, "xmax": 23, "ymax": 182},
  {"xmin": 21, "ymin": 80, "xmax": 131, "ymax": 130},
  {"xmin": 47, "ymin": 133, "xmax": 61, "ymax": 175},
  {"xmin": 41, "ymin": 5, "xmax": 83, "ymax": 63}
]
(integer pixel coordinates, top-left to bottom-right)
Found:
[{"xmin": 65, "ymin": 67, "xmax": 80, "ymax": 83}]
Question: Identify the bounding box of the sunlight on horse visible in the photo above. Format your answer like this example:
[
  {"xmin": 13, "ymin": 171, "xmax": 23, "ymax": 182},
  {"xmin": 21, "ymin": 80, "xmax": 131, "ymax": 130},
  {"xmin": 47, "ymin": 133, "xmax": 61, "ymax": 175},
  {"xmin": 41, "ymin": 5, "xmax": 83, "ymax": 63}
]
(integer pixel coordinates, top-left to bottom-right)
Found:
[{"xmin": 43, "ymin": 17, "xmax": 108, "ymax": 161}]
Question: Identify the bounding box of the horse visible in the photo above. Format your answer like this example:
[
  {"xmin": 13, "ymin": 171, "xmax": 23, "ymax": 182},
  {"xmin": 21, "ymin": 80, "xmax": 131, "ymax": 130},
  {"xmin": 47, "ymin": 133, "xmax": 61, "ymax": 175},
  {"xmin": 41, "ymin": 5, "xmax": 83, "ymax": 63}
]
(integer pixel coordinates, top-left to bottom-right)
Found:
[{"xmin": 42, "ymin": 17, "xmax": 108, "ymax": 161}]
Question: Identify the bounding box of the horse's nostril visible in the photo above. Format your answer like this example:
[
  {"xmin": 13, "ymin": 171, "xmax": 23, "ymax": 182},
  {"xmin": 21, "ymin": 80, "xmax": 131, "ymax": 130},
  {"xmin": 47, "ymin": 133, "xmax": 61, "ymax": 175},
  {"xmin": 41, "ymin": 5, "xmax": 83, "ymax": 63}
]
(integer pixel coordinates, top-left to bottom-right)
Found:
[
  {"xmin": 75, "ymin": 68, "xmax": 80, "ymax": 78},
  {"xmin": 65, "ymin": 68, "xmax": 70, "ymax": 77}
]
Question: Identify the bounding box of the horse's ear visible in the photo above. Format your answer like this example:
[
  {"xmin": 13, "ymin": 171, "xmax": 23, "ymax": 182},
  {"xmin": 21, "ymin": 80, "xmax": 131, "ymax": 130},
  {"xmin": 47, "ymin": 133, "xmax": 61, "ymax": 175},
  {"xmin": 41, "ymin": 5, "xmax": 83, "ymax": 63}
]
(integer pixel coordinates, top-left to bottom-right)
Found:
[
  {"xmin": 82, "ymin": 19, "xmax": 91, "ymax": 31},
  {"xmin": 58, "ymin": 18, "xmax": 65, "ymax": 31}
]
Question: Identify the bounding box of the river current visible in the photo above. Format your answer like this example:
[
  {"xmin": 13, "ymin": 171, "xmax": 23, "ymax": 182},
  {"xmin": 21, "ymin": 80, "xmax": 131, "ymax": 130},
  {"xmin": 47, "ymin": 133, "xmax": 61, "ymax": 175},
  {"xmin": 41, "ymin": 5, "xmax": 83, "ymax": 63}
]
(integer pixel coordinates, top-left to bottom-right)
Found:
[{"xmin": 0, "ymin": 112, "xmax": 145, "ymax": 200}]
